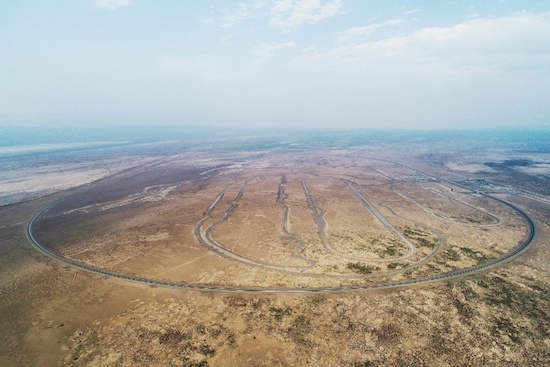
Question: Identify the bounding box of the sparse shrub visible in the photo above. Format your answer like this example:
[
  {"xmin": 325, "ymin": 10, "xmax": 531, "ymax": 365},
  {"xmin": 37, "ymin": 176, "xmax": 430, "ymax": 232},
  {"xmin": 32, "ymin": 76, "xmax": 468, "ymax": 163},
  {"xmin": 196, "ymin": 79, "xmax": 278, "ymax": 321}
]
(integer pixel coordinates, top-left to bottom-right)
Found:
[
  {"xmin": 158, "ymin": 329, "xmax": 188, "ymax": 345},
  {"xmin": 403, "ymin": 226, "xmax": 427, "ymax": 238},
  {"xmin": 195, "ymin": 323, "xmax": 206, "ymax": 334},
  {"xmin": 307, "ymin": 294, "xmax": 325, "ymax": 306},
  {"xmin": 353, "ymin": 361, "xmax": 377, "ymax": 367},
  {"xmin": 199, "ymin": 344, "xmax": 215, "ymax": 357},
  {"xmin": 373, "ymin": 322, "xmax": 402, "ymax": 343},
  {"xmin": 460, "ymin": 247, "xmax": 493, "ymax": 263},
  {"xmin": 269, "ymin": 305, "xmax": 292, "ymax": 321},
  {"xmin": 287, "ymin": 314, "xmax": 312, "ymax": 345},
  {"xmin": 455, "ymin": 281, "xmax": 478, "ymax": 300},
  {"xmin": 417, "ymin": 237, "xmax": 435, "ymax": 248},
  {"xmin": 346, "ymin": 262, "xmax": 379, "ymax": 274},
  {"xmin": 226, "ymin": 332, "xmax": 236, "ymax": 347},
  {"xmin": 443, "ymin": 248, "xmax": 461, "ymax": 261},
  {"xmin": 493, "ymin": 317, "xmax": 522, "ymax": 344},
  {"xmin": 224, "ymin": 295, "xmax": 248, "ymax": 307},
  {"xmin": 187, "ymin": 361, "xmax": 209, "ymax": 367},
  {"xmin": 385, "ymin": 246, "xmax": 397, "ymax": 256},
  {"xmin": 452, "ymin": 297, "xmax": 475, "ymax": 321},
  {"xmin": 288, "ymin": 314, "xmax": 310, "ymax": 333}
]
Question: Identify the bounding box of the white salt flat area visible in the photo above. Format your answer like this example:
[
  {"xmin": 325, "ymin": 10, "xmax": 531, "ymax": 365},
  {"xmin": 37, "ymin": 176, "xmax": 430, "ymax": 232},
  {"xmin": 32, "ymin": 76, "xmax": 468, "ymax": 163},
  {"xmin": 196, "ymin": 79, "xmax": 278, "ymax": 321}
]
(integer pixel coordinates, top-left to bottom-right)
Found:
[{"xmin": 0, "ymin": 157, "xmax": 155, "ymax": 206}]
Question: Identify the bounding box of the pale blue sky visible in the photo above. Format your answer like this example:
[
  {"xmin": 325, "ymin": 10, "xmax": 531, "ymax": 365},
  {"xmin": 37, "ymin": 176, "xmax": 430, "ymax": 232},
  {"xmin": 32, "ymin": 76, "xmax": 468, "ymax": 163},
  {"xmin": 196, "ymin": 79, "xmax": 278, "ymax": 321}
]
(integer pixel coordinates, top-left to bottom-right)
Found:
[{"xmin": 1, "ymin": 1, "xmax": 549, "ymax": 130}]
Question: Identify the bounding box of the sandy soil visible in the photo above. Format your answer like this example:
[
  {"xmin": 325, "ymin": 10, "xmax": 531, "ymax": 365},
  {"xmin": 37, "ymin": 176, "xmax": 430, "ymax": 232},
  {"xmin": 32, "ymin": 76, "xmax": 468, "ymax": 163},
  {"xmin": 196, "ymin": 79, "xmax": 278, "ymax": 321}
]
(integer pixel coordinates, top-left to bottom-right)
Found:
[{"xmin": 0, "ymin": 147, "xmax": 548, "ymax": 366}]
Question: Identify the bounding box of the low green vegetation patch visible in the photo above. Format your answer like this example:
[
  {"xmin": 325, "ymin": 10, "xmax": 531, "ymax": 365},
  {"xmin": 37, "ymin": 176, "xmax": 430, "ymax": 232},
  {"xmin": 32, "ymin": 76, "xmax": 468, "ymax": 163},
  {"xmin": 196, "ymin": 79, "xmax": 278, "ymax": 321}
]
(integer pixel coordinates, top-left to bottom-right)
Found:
[
  {"xmin": 459, "ymin": 247, "xmax": 493, "ymax": 263},
  {"xmin": 416, "ymin": 237, "xmax": 437, "ymax": 248},
  {"xmin": 199, "ymin": 344, "xmax": 216, "ymax": 358},
  {"xmin": 465, "ymin": 217, "xmax": 483, "ymax": 224},
  {"xmin": 346, "ymin": 262, "xmax": 380, "ymax": 274},
  {"xmin": 442, "ymin": 247, "xmax": 461, "ymax": 261},
  {"xmin": 375, "ymin": 245, "xmax": 399, "ymax": 258},
  {"xmin": 403, "ymin": 226, "xmax": 436, "ymax": 248},
  {"xmin": 287, "ymin": 314, "xmax": 312, "ymax": 345},
  {"xmin": 448, "ymin": 274, "xmax": 550, "ymax": 349},
  {"xmin": 307, "ymin": 294, "xmax": 326, "ymax": 306},
  {"xmin": 403, "ymin": 225, "xmax": 427, "ymax": 237},
  {"xmin": 269, "ymin": 305, "xmax": 293, "ymax": 321},
  {"xmin": 493, "ymin": 317, "xmax": 522, "ymax": 344},
  {"xmin": 472, "ymin": 275, "xmax": 550, "ymax": 320}
]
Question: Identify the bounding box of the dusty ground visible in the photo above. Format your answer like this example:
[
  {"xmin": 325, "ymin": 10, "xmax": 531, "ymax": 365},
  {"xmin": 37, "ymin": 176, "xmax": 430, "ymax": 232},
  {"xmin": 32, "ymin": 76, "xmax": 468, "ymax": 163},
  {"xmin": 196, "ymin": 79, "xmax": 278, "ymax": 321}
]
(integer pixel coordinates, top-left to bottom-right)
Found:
[
  {"xmin": 0, "ymin": 146, "xmax": 549, "ymax": 366},
  {"xmin": 30, "ymin": 152, "xmax": 526, "ymax": 286}
]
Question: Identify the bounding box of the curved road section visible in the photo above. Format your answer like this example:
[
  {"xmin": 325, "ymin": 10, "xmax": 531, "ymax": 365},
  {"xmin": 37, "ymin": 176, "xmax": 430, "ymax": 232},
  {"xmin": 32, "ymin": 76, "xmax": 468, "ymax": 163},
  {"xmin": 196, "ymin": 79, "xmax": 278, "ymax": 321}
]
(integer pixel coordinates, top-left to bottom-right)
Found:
[
  {"xmin": 194, "ymin": 178, "xmax": 318, "ymax": 272},
  {"xmin": 26, "ymin": 162, "xmax": 537, "ymax": 293}
]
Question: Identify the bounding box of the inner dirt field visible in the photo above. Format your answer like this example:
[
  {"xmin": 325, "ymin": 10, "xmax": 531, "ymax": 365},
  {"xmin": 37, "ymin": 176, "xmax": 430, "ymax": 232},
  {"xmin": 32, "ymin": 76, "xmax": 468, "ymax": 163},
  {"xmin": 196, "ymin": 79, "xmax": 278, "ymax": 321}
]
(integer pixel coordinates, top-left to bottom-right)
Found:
[
  {"xmin": 1, "ymin": 146, "xmax": 549, "ymax": 366},
  {"xmin": 30, "ymin": 152, "xmax": 528, "ymax": 289}
]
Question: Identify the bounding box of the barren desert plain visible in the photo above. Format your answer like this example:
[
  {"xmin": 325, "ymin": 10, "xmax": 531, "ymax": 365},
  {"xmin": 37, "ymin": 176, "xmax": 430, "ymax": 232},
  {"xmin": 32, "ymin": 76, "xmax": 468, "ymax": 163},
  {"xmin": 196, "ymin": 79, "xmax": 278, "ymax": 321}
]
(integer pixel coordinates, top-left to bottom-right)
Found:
[{"xmin": 0, "ymin": 130, "xmax": 549, "ymax": 366}]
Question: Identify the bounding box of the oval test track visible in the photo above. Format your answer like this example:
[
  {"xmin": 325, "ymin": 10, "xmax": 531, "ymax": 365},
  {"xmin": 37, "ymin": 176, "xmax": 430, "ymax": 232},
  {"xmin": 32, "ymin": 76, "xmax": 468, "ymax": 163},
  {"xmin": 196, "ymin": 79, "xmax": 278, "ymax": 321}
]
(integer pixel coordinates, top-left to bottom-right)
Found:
[{"xmin": 25, "ymin": 161, "xmax": 537, "ymax": 293}]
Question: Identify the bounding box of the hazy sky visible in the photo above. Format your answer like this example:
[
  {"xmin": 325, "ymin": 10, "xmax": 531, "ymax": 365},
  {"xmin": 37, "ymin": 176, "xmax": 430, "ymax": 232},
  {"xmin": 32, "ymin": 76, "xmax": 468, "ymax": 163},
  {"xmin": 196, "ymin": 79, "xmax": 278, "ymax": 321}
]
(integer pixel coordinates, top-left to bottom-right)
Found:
[{"xmin": 1, "ymin": 1, "xmax": 549, "ymax": 130}]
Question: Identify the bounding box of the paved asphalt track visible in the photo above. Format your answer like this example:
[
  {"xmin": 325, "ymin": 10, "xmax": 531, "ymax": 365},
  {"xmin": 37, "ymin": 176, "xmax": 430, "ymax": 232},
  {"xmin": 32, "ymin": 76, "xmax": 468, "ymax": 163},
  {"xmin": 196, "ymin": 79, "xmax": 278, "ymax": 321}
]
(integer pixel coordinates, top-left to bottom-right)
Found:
[{"xmin": 25, "ymin": 160, "xmax": 537, "ymax": 293}]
